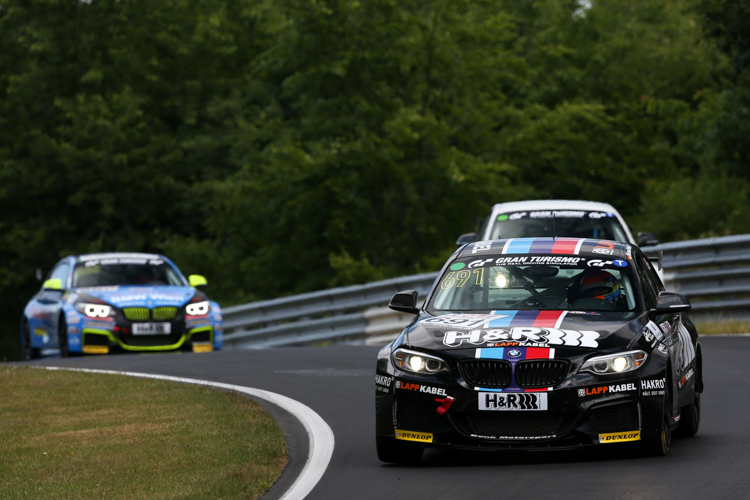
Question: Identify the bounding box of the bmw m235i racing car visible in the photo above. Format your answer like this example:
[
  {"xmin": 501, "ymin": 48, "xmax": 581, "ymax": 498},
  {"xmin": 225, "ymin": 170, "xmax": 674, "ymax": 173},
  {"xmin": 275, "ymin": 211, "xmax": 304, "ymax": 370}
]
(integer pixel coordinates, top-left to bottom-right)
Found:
[
  {"xmin": 376, "ymin": 238, "xmax": 701, "ymax": 463},
  {"xmin": 22, "ymin": 253, "xmax": 223, "ymax": 358},
  {"xmin": 457, "ymin": 199, "xmax": 643, "ymax": 246}
]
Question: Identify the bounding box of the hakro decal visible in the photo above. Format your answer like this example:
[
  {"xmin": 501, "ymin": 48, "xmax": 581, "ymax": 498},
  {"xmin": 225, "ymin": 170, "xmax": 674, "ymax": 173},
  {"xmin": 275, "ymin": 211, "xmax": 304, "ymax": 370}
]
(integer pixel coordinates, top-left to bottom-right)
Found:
[{"xmin": 641, "ymin": 377, "xmax": 666, "ymax": 397}]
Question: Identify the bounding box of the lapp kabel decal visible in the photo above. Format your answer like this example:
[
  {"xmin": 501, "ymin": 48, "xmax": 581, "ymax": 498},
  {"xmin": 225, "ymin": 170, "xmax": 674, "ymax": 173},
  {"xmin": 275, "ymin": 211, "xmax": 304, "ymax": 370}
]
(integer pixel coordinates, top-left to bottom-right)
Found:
[{"xmin": 436, "ymin": 396, "xmax": 454, "ymax": 416}]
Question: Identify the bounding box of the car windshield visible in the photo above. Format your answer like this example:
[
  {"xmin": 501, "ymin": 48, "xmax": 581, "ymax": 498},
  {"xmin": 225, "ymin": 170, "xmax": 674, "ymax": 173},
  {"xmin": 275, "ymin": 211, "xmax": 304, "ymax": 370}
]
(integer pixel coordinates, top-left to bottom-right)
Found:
[
  {"xmin": 72, "ymin": 257, "xmax": 184, "ymax": 287},
  {"xmin": 488, "ymin": 211, "xmax": 629, "ymax": 242},
  {"xmin": 429, "ymin": 255, "xmax": 639, "ymax": 312}
]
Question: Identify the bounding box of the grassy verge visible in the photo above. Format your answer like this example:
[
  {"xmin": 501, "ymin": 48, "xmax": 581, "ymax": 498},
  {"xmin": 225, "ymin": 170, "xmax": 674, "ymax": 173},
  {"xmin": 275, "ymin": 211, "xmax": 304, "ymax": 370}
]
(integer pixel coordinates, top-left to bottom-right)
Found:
[
  {"xmin": 695, "ymin": 319, "xmax": 750, "ymax": 335},
  {"xmin": 0, "ymin": 367, "xmax": 287, "ymax": 500}
]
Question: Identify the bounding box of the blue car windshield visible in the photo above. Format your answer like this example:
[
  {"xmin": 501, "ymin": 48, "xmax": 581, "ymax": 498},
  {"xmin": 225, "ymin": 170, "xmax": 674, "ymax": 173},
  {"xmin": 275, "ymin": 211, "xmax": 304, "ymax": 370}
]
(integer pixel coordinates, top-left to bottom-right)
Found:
[
  {"xmin": 488, "ymin": 211, "xmax": 629, "ymax": 242},
  {"xmin": 72, "ymin": 258, "xmax": 184, "ymax": 287}
]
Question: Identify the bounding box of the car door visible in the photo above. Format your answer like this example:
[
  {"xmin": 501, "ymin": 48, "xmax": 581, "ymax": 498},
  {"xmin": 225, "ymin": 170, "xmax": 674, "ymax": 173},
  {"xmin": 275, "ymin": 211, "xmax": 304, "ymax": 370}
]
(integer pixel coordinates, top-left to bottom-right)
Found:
[
  {"xmin": 637, "ymin": 253, "xmax": 678, "ymax": 340},
  {"xmin": 636, "ymin": 252, "xmax": 695, "ymax": 405},
  {"xmin": 641, "ymin": 252, "xmax": 698, "ymax": 406}
]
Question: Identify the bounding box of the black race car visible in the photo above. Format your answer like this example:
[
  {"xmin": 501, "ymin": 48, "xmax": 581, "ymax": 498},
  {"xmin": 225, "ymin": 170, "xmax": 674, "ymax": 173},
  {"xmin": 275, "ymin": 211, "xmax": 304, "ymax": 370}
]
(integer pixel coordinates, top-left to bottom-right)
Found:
[{"xmin": 375, "ymin": 237, "xmax": 701, "ymax": 463}]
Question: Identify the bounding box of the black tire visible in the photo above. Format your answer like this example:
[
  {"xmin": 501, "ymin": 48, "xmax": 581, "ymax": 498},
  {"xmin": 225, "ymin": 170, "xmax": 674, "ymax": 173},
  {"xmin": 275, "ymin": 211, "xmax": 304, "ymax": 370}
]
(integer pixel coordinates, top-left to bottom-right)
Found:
[
  {"xmin": 677, "ymin": 391, "xmax": 700, "ymax": 437},
  {"xmin": 58, "ymin": 317, "xmax": 69, "ymax": 358},
  {"xmin": 678, "ymin": 357, "xmax": 702, "ymax": 437},
  {"xmin": 22, "ymin": 321, "xmax": 40, "ymax": 361},
  {"xmin": 644, "ymin": 386, "xmax": 672, "ymax": 456},
  {"xmin": 376, "ymin": 435, "xmax": 424, "ymax": 465}
]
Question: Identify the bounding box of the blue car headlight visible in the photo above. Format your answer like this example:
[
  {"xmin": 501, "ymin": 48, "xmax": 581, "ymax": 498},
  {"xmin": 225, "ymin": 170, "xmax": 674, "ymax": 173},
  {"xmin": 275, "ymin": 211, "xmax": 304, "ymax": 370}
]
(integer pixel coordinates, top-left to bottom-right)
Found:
[
  {"xmin": 75, "ymin": 303, "xmax": 115, "ymax": 318},
  {"xmin": 186, "ymin": 301, "xmax": 210, "ymax": 316}
]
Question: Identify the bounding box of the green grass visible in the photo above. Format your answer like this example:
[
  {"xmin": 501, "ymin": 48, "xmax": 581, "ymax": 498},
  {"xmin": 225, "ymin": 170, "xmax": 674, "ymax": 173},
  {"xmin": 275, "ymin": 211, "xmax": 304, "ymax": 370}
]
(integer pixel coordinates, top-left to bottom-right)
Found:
[
  {"xmin": 0, "ymin": 367, "xmax": 287, "ymax": 500},
  {"xmin": 695, "ymin": 319, "xmax": 750, "ymax": 335}
]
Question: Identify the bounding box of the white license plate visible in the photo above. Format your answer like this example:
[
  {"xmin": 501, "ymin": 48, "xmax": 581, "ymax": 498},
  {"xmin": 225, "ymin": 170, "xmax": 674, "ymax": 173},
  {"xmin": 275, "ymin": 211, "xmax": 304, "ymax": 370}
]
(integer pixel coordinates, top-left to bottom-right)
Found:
[
  {"xmin": 478, "ymin": 392, "xmax": 548, "ymax": 411},
  {"xmin": 132, "ymin": 322, "xmax": 171, "ymax": 335}
]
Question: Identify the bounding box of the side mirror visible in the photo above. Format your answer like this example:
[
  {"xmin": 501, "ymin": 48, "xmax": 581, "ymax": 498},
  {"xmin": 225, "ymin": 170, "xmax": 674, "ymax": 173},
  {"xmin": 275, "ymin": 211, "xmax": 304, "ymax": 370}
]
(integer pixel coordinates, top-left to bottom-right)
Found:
[
  {"xmin": 647, "ymin": 251, "xmax": 663, "ymax": 271},
  {"xmin": 42, "ymin": 278, "xmax": 63, "ymax": 291},
  {"xmin": 188, "ymin": 275, "xmax": 208, "ymax": 287},
  {"xmin": 389, "ymin": 290, "xmax": 420, "ymax": 315},
  {"xmin": 36, "ymin": 268, "xmax": 44, "ymax": 281},
  {"xmin": 456, "ymin": 232, "xmax": 478, "ymax": 246},
  {"xmin": 638, "ymin": 232, "xmax": 660, "ymax": 247},
  {"xmin": 654, "ymin": 291, "xmax": 691, "ymax": 314}
]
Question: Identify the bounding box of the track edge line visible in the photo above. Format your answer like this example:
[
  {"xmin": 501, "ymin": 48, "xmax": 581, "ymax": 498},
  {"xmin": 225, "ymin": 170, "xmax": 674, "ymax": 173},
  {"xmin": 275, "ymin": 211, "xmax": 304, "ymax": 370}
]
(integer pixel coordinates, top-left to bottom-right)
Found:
[{"xmin": 40, "ymin": 366, "xmax": 334, "ymax": 500}]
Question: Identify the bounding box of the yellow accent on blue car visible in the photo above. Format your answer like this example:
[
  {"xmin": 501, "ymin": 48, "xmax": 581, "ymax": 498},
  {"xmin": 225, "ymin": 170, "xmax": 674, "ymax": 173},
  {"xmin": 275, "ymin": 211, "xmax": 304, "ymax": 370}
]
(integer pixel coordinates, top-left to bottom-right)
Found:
[
  {"xmin": 81, "ymin": 326, "xmax": 214, "ymax": 353},
  {"xmin": 43, "ymin": 278, "xmax": 62, "ymax": 290},
  {"xmin": 188, "ymin": 275, "xmax": 208, "ymax": 287}
]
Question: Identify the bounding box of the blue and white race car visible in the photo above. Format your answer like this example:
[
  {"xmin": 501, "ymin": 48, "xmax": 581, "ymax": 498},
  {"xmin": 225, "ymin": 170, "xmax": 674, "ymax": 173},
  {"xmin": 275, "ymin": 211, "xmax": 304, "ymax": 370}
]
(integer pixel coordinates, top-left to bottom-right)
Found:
[{"xmin": 22, "ymin": 252, "xmax": 223, "ymax": 358}]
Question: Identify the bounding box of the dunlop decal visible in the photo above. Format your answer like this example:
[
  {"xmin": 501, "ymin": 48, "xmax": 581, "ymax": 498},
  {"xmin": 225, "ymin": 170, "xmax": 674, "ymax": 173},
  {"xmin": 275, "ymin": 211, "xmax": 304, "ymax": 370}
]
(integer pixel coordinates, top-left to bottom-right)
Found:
[
  {"xmin": 394, "ymin": 430, "xmax": 433, "ymax": 443},
  {"xmin": 598, "ymin": 431, "xmax": 641, "ymax": 444}
]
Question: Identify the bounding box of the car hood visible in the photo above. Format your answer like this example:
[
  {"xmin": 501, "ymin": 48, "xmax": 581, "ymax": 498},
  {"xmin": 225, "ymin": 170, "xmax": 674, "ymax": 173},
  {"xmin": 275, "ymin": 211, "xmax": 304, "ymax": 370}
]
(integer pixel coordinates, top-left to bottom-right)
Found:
[
  {"xmin": 405, "ymin": 310, "xmax": 646, "ymax": 353},
  {"xmin": 74, "ymin": 286, "xmax": 197, "ymax": 308}
]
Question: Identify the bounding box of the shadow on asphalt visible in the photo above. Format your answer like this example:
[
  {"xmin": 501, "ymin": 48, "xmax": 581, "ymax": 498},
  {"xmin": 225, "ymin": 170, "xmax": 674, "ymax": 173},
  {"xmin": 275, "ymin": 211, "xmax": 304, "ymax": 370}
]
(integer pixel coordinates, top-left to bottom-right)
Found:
[{"xmin": 390, "ymin": 440, "xmax": 688, "ymax": 468}]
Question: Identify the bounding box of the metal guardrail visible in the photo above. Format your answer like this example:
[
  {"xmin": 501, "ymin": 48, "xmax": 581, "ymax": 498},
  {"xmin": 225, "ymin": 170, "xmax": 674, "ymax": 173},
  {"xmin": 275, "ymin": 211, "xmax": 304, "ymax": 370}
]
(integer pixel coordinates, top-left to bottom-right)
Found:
[
  {"xmin": 222, "ymin": 273, "xmax": 438, "ymax": 348},
  {"xmin": 222, "ymin": 234, "xmax": 750, "ymax": 348},
  {"xmin": 644, "ymin": 234, "xmax": 750, "ymax": 317}
]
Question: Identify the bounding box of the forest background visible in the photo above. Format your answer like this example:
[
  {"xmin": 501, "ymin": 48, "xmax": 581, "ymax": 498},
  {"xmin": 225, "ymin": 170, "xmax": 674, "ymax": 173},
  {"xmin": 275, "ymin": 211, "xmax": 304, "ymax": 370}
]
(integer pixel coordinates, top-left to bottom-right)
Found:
[{"xmin": 0, "ymin": 0, "xmax": 748, "ymax": 359}]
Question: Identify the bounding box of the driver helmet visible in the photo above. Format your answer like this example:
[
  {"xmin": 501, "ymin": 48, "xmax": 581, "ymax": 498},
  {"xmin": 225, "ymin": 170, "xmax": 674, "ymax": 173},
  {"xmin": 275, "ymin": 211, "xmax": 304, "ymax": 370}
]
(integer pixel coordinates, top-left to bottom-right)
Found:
[{"xmin": 579, "ymin": 270, "xmax": 622, "ymax": 304}]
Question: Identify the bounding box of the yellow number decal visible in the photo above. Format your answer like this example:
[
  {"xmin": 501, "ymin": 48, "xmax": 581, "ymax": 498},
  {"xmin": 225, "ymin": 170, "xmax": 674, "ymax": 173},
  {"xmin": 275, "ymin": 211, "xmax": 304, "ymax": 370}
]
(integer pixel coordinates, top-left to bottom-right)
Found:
[
  {"xmin": 473, "ymin": 269, "xmax": 484, "ymax": 285},
  {"xmin": 456, "ymin": 270, "xmax": 471, "ymax": 287},
  {"xmin": 441, "ymin": 272, "xmax": 456, "ymax": 289}
]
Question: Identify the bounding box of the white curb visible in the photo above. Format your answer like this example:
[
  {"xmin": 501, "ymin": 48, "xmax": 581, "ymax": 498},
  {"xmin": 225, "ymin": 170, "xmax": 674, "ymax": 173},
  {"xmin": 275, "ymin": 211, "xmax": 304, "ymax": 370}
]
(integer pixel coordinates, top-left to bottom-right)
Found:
[{"xmin": 42, "ymin": 367, "xmax": 334, "ymax": 500}]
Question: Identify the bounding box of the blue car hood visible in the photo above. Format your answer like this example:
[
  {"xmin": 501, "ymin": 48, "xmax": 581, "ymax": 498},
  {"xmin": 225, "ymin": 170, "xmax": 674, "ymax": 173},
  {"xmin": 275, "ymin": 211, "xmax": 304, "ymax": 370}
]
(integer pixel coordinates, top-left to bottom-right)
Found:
[{"xmin": 75, "ymin": 286, "xmax": 197, "ymax": 308}]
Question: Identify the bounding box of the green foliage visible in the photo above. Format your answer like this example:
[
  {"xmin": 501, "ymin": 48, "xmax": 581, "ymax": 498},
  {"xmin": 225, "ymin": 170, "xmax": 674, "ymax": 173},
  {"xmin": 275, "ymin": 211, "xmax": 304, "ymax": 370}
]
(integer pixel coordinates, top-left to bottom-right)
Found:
[
  {"xmin": 0, "ymin": 0, "xmax": 746, "ymax": 359},
  {"xmin": 696, "ymin": 0, "xmax": 750, "ymax": 178},
  {"xmin": 164, "ymin": 0, "xmax": 524, "ymax": 293},
  {"xmin": 630, "ymin": 173, "xmax": 750, "ymax": 241}
]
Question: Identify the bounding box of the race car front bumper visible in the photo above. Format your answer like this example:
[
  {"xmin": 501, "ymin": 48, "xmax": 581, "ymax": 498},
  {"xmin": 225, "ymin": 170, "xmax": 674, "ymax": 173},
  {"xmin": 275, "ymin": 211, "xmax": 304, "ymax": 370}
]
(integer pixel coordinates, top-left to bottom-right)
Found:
[
  {"xmin": 80, "ymin": 325, "xmax": 215, "ymax": 354},
  {"xmin": 375, "ymin": 365, "xmax": 668, "ymax": 450}
]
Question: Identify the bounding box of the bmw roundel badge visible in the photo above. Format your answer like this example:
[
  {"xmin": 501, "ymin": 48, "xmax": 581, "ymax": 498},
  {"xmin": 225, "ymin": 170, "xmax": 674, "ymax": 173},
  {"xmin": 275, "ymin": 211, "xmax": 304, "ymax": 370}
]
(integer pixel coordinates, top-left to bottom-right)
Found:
[{"xmin": 508, "ymin": 349, "xmax": 521, "ymax": 358}]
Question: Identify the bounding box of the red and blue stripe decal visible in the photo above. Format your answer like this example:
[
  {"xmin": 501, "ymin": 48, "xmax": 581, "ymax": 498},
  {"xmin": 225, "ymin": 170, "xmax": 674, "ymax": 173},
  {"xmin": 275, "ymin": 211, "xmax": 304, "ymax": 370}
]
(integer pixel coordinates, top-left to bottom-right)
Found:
[
  {"xmin": 487, "ymin": 310, "xmax": 568, "ymax": 328},
  {"xmin": 467, "ymin": 237, "xmax": 625, "ymax": 258},
  {"xmin": 475, "ymin": 347, "xmax": 555, "ymax": 361},
  {"xmin": 501, "ymin": 238, "xmax": 585, "ymax": 255},
  {"xmin": 498, "ymin": 237, "xmax": 625, "ymax": 256}
]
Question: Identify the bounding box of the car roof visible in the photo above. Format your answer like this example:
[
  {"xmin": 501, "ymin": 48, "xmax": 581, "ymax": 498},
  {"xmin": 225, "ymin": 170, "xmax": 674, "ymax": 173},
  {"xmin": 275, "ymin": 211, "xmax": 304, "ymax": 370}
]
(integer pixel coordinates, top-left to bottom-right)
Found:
[
  {"xmin": 76, "ymin": 252, "xmax": 164, "ymax": 262},
  {"xmin": 490, "ymin": 199, "xmax": 619, "ymax": 213},
  {"xmin": 457, "ymin": 237, "xmax": 632, "ymax": 260}
]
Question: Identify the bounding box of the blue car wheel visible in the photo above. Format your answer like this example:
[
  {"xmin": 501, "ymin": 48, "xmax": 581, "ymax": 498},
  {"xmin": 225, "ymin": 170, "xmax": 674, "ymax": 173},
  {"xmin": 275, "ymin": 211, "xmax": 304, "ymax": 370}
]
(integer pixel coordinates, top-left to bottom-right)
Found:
[{"xmin": 22, "ymin": 320, "xmax": 39, "ymax": 361}]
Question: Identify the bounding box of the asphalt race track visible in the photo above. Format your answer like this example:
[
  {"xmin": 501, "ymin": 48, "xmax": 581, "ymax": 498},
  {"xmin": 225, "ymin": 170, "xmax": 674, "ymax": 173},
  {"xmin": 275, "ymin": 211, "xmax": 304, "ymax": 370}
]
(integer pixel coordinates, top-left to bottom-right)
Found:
[{"xmin": 31, "ymin": 336, "xmax": 750, "ymax": 500}]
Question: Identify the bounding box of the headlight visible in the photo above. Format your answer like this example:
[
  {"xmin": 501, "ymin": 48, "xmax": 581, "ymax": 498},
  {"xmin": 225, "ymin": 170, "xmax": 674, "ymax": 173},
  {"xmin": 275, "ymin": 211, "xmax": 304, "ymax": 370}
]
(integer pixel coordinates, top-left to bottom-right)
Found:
[
  {"xmin": 75, "ymin": 303, "xmax": 114, "ymax": 318},
  {"xmin": 579, "ymin": 350, "xmax": 648, "ymax": 375},
  {"xmin": 392, "ymin": 348, "xmax": 450, "ymax": 375},
  {"xmin": 186, "ymin": 300, "xmax": 210, "ymax": 316}
]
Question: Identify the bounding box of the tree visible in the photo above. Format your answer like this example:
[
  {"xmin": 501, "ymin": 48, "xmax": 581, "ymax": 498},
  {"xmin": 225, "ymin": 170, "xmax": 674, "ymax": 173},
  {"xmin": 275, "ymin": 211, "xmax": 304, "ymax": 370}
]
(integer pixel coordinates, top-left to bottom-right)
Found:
[{"xmin": 0, "ymin": 0, "xmax": 267, "ymax": 357}]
